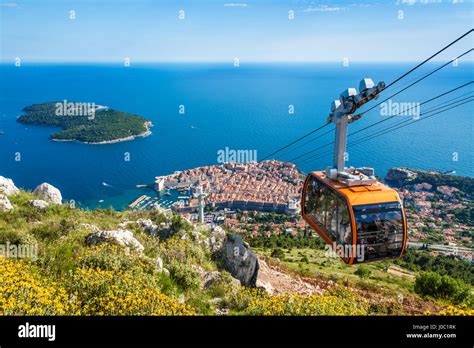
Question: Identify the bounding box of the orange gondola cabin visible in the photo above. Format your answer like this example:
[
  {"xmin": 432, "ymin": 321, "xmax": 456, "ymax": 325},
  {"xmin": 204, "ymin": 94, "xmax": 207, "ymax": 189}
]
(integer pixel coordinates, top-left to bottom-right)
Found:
[
  {"xmin": 301, "ymin": 78, "xmax": 407, "ymax": 264},
  {"xmin": 302, "ymin": 170, "xmax": 407, "ymax": 264}
]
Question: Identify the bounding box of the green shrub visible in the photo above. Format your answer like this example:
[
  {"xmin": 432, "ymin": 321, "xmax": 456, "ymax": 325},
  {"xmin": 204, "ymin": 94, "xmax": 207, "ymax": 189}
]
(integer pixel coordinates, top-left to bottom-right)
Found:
[
  {"xmin": 31, "ymin": 219, "xmax": 75, "ymax": 241},
  {"xmin": 0, "ymin": 229, "xmax": 24, "ymax": 244},
  {"xmin": 156, "ymin": 272, "xmax": 179, "ymax": 297},
  {"xmin": 168, "ymin": 260, "xmax": 201, "ymax": 291},
  {"xmin": 40, "ymin": 243, "xmax": 80, "ymax": 276},
  {"xmin": 415, "ymin": 272, "xmax": 473, "ymax": 305},
  {"xmin": 79, "ymin": 245, "xmax": 135, "ymax": 272},
  {"xmin": 271, "ymin": 248, "xmax": 285, "ymax": 260},
  {"xmin": 170, "ymin": 215, "xmax": 192, "ymax": 234},
  {"xmin": 355, "ymin": 265, "xmax": 371, "ymax": 278},
  {"xmin": 207, "ymin": 271, "xmax": 239, "ymax": 299}
]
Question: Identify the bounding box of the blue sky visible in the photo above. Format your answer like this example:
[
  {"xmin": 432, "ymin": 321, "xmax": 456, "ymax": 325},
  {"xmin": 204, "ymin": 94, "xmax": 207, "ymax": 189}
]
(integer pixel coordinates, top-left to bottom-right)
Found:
[{"xmin": 0, "ymin": 0, "xmax": 473, "ymax": 62}]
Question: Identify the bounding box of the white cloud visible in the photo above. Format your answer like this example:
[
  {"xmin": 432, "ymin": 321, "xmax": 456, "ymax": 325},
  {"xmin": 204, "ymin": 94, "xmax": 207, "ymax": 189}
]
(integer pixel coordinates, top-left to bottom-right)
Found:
[
  {"xmin": 400, "ymin": 0, "xmax": 446, "ymax": 5},
  {"xmin": 0, "ymin": 2, "xmax": 19, "ymax": 8},
  {"xmin": 303, "ymin": 5, "xmax": 346, "ymax": 12},
  {"xmin": 224, "ymin": 3, "xmax": 248, "ymax": 8}
]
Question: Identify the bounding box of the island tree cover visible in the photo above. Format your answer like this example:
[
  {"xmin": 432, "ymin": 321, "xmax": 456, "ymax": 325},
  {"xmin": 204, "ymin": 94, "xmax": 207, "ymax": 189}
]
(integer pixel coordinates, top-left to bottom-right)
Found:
[{"xmin": 17, "ymin": 102, "xmax": 150, "ymax": 143}]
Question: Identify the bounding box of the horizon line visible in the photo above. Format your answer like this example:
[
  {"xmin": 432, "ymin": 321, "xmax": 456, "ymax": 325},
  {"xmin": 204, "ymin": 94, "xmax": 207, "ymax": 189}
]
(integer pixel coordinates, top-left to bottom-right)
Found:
[{"xmin": 2, "ymin": 60, "xmax": 474, "ymax": 65}]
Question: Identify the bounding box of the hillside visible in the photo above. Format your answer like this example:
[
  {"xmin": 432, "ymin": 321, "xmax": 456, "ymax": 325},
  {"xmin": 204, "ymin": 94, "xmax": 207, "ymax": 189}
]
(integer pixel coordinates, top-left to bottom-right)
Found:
[
  {"xmin": 385, "ymin": 167, "xmax": 473, "ymax": 250},
  {"xmin": 0, "ymin": 177, "xmax": 472, "ymax": 316},
  {"xmin": 17, "ymin": 102, "xmax": 152, "ymax": 144}
]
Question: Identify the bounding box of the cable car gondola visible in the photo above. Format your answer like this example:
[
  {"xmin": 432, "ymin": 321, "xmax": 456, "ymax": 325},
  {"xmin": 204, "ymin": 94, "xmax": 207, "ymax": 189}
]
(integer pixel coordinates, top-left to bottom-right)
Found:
[{"xmin": 301, "ymin": 78, "xmax": 407, "ymax": 264}]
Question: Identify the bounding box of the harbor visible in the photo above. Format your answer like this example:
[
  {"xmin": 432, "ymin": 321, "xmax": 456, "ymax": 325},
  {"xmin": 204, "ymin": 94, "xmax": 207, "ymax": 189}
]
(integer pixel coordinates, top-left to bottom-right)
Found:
[{"xmin": 128, "ymin": 187, "xmax": 191, "ymax": 211}]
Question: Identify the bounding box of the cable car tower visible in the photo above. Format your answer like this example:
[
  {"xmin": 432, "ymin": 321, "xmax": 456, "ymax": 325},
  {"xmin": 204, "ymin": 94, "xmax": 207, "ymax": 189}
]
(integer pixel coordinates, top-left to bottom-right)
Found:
[
  {"xmin": 195, "ymin": 186, "xmax": 207, "ymax": 224},
  {"xmin": 301, "ymin": 78, "xmax": 407, "ymax": 264},
  {"xmin": 326, "ymin": 78, "xmax": 385, "ymax": 185}
]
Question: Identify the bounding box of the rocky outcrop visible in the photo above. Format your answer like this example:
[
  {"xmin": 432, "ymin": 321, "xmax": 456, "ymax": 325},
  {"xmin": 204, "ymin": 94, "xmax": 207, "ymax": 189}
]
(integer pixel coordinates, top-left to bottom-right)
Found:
[
  {"xmin": 120, "ymin": 219, "xmax": 172, "ymax": 237},
  {"xmin": 256, "ymin": 257, "xmax": 324, "ymax": 295},
  {"xmin": 385, "ymin": 167, "xmax": 417, "ymax": 187},
  {"xmin": 0, "ymin": 176, "xmax": 19, "ymax": 196},
  {"xmin": 195, "ymin": 267, "xmax": 241, "ymax": 291},
  {"xmin": 85, "ymin": 229, "xmax": 144, "ymax": 253},
  {"xmin": 179, "ymin": 225, "xmax": 226, "ymax": 253},
  {"xmin": 154, "ymin": 257, "xmax": 170, "ymax": 276},
  {"xmin": 222, "ymin": 235, "xmax": 259, "ymax": 287},
  {"xmin": 203, "ymin": 226, "xmax": 226, "ymax": 252},
  {"xmin": 33, "ymin": 183, "xmax": 62, "ymax": 204},
  {"xmin": 78, "ymin": 223, "xmax": 100, "ymax": 232},
  {"xmin": 0, "ymin": 195, "xmax": 13, "ymax": 211},
  {"xmin": 136, "ymin": 219, "xmax": 159, "ymax": 236},
  {"xmin": 201, "ymin": 271, "xmax": 221, "ymax": 288},
  {"xmin": 28, "ymin": 199, "xmax": 49, "ymax": 211}
]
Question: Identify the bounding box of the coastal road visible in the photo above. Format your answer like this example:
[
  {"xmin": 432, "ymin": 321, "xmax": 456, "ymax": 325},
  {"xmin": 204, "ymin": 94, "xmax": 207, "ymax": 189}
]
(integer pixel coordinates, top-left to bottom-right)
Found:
[{"xmin": 407, "ymin": 242, "xmax": 472, "ymax": 254}]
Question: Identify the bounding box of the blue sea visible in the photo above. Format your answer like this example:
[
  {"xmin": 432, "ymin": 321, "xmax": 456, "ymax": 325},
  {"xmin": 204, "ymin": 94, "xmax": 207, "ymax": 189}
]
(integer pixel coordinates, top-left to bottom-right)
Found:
[{"xmin": 0, "ymin": 63, "xmax": 472, "ymax": 210}]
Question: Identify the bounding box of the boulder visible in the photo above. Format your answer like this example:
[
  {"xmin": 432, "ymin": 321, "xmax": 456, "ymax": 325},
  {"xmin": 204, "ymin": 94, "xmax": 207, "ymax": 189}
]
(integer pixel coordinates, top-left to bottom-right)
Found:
[
  {"xmin": 85, "ymin": 229, "xmax": 144, "ymax": 253},
  {"xmin": 0, "ymin": 176, "xmax": 19, "ymax": 196},
  {"xmin": 211, "ymin": 225, "xmax": 227, "ymax": 240},
  {"xmin": 209, "ymin": 297, "xmax": 223, "ymax": 305},
  {"xmin": 214, "ymin": 307, "xmax": 230, "ymax": 316},
  {"xmin": 256, "ymin": 279, "xmax": 274, "ymax": 295},
  {"xmin": 136, "ymin": 219, "xmax": 158, "ymax": 236},
  {"xmin": 155, "ymin": 257, "xmax": 164, "ymax": 271},
  {"xmin": 78, "ymin": 223, "xmax": 100, "ymax": 232},
  {"xmin": 28, "ymin": 199, "xmax": 49, "ymax": 211},
  {"xmin": 222, "ymin": 235, "xmax": 259, "ymax": 287},
  {"xmin": 118, "ymin": 220, "xmax": 131, "ymax": 228},
  {"xmin": 0, "ymin": 195, "xmax": 13, "ymax": 211},
  {"xmin": 33, "ymin": 183, "xmax": 62, "ymax": 204},
  {"xmin": 191, "ymin": 231, "xmax": 202, "ymax": 241},
  {"xmin": 199, "ymin": 269, "xmax": 241, "ymax": 291},
  {"xmin": 201, "ymin": 225, "xmax": 226, "ymax": 252},
  {"xmin": 202, "ymin": 271, "xmax": 221, "ymax": 288},
  {"xmin": 153, "ymin": 257, "xmax": 169, "ymax": 275}
]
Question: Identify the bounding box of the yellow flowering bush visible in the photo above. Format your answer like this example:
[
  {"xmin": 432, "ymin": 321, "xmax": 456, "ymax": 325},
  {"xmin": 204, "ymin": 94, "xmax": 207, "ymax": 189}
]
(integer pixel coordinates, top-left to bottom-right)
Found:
[
  {"xmin": 436, "ymin": 305, "xmax": 474, "ymax": 316},
  {"xmin": 231, "ymin": 287, "xmax": 369, "ymax": 316},
  {"xmin": 227, "ymin": 287, "xmax": 268, "ymax": 312},
  {"xmin": 0, "ymin": 258, "xmax": 79, "ymax": 315},
  {"xmin": 0, "ymin": 243, "xmax": 195, "ymax": 316},
  {"xmin": 64, "ymin": 243, "xmax": 194, "ymax": 315},
  {"xmin": 66, "ymin": 267, "xmax": 194, "ymax": 315}
]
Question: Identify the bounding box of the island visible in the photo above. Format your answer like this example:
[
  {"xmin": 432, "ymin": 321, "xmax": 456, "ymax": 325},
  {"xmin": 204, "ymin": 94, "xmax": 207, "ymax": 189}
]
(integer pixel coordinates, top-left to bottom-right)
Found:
[{"xmin": 17, "ymin": 102, "xmax": 152, "ymax": 144}]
